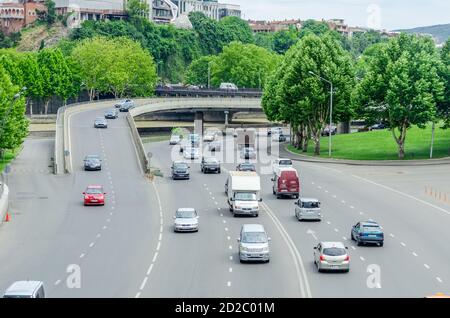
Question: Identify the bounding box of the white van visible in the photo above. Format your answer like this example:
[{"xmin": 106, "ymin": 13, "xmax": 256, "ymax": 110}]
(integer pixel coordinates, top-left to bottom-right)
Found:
[
  {"xmin": 3, "ymin": 281, "xmax": 45, "ymax": 298},
  {"xmin": 220, "ymin": 83, "xmax": 238, "ymax": 91},
  {"xmin": 238, "ymin": 224, "xmax": 271, "ymax": 263}
]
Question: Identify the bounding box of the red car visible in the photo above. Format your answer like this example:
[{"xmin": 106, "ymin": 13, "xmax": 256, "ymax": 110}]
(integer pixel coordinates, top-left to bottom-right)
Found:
[{"xmin": 83, "ymin": 185, "xmax": 106, "ymax": 206}]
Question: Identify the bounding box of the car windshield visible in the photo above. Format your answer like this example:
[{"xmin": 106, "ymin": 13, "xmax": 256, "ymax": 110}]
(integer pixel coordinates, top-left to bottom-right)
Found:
[
  {"xmin": 86, "ymin": 188, "xmax": 103, "ymax": 194},
  {"xmin": 241, "ymin": 164, "xmax": 254, "ymax": 170},
  {"xmin": 242, "ymin": 232, "xmax": 267, "ymax": 243},
  {"xmin": 95, "ymin": 118, "xmax": 105, "ymax": 121},
  {"xmin": 174, "ymin": 163, "xmax": 188, "ymax": 169},
  {"xmin": 303, "ymin": 201, "xmax": 319, "ymax": 208},
  {"xmin": 176, "ymin": 210, "xmax": 197, "ymax": 218},
  {"xmin": 279, "ymin": 160, "xmax": 292, "ymax": 166},
  {"xmin": 205, "ymin": 158, "xmax": 218, "ymax": 163},
  {"xmin": 323, "ymin": 247, "xmax": 346, "ymax": 256},
  {"xmin": 235, "ymin": 193, "xmax": 257, "ymax": 201},
  {"xmin": 85, "ymin": 155, "xmax": 99, "ymax": 160},
  {"xmin": 363, "ymin": 225, "xmax": 381, "ymax": 232}
]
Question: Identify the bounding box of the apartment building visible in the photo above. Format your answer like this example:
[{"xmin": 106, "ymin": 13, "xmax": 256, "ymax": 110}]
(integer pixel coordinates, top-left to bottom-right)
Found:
[{"xmin": 0, "ymin": 0, "xmax": 46, "ymax": 34}]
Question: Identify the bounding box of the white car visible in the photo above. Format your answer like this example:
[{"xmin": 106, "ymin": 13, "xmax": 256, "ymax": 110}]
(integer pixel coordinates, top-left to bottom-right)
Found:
[
  {"xmin": 295, "ymin": 198, "xmax": 322, "ymax": 221},
  {"xmin": 238, "ymin": 224, "xmax": 270, "ymax": 263},
  {"xmin": 314, "ymin": 242, "xmax": 350, "ymax": 273},
  {"xmin": 173, "ymin": 208, "xmax": 199, "ymax": 232},
  {"xmin": 272, "ymin": 158, "xmax": 293, "ymax": 174},
  {"xmin": 203, "ymin": 134, "xmax": 215, "ymax": 142},
  {"xmin": 183, "ymin": 147, "xmax": 200, "ymax": 160},
  {"xmin": 268, "ymin": 127, "xmax": 283, "ymax": 136},
  {"xmin": 169, "ymin": 135, "xmax": 181, "ymax": 145}
]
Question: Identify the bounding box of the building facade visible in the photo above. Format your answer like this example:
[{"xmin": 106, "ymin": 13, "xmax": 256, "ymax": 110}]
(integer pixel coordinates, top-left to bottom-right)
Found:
[{"xmin": 0, "ymin": 0, "xmax": 46, "ymax": 34}]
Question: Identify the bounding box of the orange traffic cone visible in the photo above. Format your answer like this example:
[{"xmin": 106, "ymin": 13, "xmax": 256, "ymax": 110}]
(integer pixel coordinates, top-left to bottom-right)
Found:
[{"xmin": 5, "ymin": 213, "xmax": 10, "ymax": 222}]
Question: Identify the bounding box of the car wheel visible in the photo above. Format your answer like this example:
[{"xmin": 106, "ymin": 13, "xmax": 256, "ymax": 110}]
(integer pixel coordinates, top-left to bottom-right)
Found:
[
  {"xmin": 357, "ymin": 239, "xmax": 363, "ymax": 246},
  {"xmin": 254, "ymin": 213, "xmax": 259, "ymax": 217},
  {"xmin": 276, "ymin": 194, "xmax": 281, "ymax": 199},
  {"xmin": 379, "ymin": 242, "xmax": 384, "ymax": 247},
  {"xmin": 218, "ymin": 169, "xmax": 221, "ymax": 174},
  {"xmin": 266, "ymin": 259, "xmax": 270, "ymax": 263},
  {"xmin": 317, "ymin": 263, "xmax": 322, "ymax": 273},
  {"xmin": 351, "ymin": 232, "xmax": 354, "ymax": 241}
]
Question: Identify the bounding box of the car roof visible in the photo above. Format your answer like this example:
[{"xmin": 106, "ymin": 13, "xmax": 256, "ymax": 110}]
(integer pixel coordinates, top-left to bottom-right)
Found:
[
  {"xmin": 177, "ymin": 208, "xmax": 196, "ymax": 212},
  {"xmin": 242, "ymin": 224, "xmax": 265, "ymax": 232},
  {"xmin": 277, "ymin": 158, "xmax": 292, "ymax": 162},
  {"xmin": 300, "ymin": 198, "xmax": 319, "ymax": 202},
  {"xmin": 321, "ymin": 242, "xmax": 346, "ymax": 248},
  {"xmin": 361, "ymin": 221, "xmax": 380, "ymax": 227},
  {"xmin": 4, "ymin": 281, "xmax": 43, "ymax": 295},
  {"xmin": 87, "ymin": 185, "xmax": 103, "ymax": 188},
  {"xmin": 240, "ymin": 162, "xmax": 254, "ymax": 166},
  {"xmin": 173, "ymin": 161, "xmax": 187, "ymax": 164}
]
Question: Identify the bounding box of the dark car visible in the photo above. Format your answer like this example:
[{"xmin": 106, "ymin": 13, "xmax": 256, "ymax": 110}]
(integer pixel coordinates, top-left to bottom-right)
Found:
[
  {"xmin": 94, "ymin": 117, "xmax": 107, "ymax": 128},
  {"xmin": 104, "ymin": 109, "xmax": 118, "ymax": 119},
  {"xmin": 240, "ymin": 147, "xmax": 256, "ymax": 159},
  {"xmin": 171, "ymin": 161, "xmax": 190, "ymax": 180},
  {"xmin": 351, "ymin": 221, "xmax": 384, "ymax": 247},
  {"xmin": 370, "ymin": 123, "xmax": 387, "ymax": 130},
  {"xmin": 208, "ymin": 140, "xmax": 221, "ymax": 152},
  {"xmin": 115, "ymin": 99, "xmax": 134, "ymax": 109},
  {"xmin": 278, "ymin": 134, "xmax": 287, "ymax": 142},
  {"xmin": 236, "ymin": 162, "xmax": 256, "ymax": 172},
  {"xmin": 84, "ymin": 155, "xmax": 102, "ymax": 171},
  {"xmin": 201, "ymin": 157, "xmax": 221, "ymax": 174}
]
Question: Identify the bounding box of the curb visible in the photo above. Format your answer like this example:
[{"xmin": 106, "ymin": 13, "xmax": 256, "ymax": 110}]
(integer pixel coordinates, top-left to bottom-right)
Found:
[{"xmin": 282, "ymin": 145, "xmax": 450, "ymax": 166}]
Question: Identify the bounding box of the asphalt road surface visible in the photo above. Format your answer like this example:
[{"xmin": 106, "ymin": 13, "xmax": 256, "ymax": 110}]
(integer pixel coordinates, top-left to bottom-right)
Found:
[{"xmin": 0, "ymin": 111, "xmax": 448, "ymax": 297}]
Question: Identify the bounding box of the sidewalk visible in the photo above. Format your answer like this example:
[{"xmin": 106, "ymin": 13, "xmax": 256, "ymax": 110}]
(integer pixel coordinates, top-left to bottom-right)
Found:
[{"xmin": 281, "ymin": 144, "xmax": 450, "ymax": 166}]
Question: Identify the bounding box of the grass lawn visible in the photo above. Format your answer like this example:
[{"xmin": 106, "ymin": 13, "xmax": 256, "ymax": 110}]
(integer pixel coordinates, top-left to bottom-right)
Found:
[
  {"xmin": 141, "ymin": 134, "xmax": 171, "ymax": 144},
  {"xmin": 287, "ymin": 124, "xmax": 450, "ymax": 160},
  {"xmin": 0, "ymin": 147, "xmax": 21, "ymax": 172}
]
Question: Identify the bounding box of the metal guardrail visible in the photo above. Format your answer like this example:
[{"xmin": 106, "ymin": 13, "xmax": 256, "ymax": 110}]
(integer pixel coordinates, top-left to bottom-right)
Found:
[{"xmin": 155, "ymin": 87, "xmax": 263, "ymax": 98}]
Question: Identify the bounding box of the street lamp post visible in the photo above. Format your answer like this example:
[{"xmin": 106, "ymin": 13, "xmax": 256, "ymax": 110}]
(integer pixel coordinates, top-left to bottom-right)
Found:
[
  {"xmin": 309, "ymin": 71, "xmax": 333, "ymax": 158},
  {"xmin": 208, "ymin": 61, "xmax": 211, "ymax": 89}
]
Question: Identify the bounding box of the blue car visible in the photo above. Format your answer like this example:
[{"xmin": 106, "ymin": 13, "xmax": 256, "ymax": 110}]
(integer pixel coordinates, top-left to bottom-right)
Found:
[{"xmin": 351, "ymin": 221, "xmax": 384, "ymax": 247}]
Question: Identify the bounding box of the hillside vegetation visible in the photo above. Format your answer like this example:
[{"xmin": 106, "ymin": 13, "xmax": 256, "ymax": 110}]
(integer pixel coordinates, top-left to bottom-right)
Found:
[
  {"xmin": 396, "ymin": 24, "xmax": 450, "ymax": 44},
  {"xmin": 16, "ymin": 23, "xmax": 69, "ymax": 52}
]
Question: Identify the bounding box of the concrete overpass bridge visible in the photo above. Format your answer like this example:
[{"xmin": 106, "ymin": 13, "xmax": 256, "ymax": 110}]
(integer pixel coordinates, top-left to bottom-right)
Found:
[{"xmin": 55, "ymin": 97, "xmax": 262, "ymax": 175}]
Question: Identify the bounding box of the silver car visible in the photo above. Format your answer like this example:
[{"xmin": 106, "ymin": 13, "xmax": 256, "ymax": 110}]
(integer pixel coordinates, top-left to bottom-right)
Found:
[
  {"xmin": 314, "ymin": 242, "xmax": 350, "ymax": 273},
  {"xmin": 3, "ymin": 281, "xmax": 45, "ymax": 298},
  {"xmin": 173, "ymin": 208, "xmax": 199, "ymax": 232},
  {"xmin": 295, "ymin": 198, "xmax": 322, "ymax": 221},
  {"xmin": 94, "ymin": 117, "xmax": 107, "ymax": 128},
  {"xmin": 238, "ymin": 224, "xmax": 270, "ymax": 263}
]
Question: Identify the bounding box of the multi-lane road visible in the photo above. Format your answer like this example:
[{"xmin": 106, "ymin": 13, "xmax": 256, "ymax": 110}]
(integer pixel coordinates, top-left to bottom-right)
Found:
[{"xmin": 0, "ymin": 105, "xmax": 449, "ymax": 297}]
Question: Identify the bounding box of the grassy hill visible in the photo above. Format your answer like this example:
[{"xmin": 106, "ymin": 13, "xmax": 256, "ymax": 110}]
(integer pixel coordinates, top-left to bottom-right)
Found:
[
  {"xmin": 395, "ymin": 24, "xmax": 450, "ymax": 44},
  {"xmin": 16, "ymin": 22, "xmax": 69, "ymax": 52}
]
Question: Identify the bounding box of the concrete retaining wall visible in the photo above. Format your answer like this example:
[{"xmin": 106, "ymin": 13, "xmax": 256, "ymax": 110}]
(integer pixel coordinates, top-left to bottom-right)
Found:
[
  {"xmin": 0, "ymin": 184, "xmax": 9, "ymax": 224},
  {"xmin": 127, "ymin": 114, "xmax": 150, "ymax": 175}
]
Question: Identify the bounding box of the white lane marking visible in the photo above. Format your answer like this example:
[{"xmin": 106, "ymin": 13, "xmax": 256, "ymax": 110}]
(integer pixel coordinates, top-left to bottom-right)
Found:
[
  {"xmin": 223, "ymin": 220, "xmax": 226, "ymax": 224},
  {"xmin": 227, "ymin": 236, "xmax": 231, "ymax": 240},
  {"xmin": 334, "ymin": 228, "xmax": 339, "ymax": 232},
  {"xmin": 311, "ymin": 182, "xmax": 315, "ymax": 185},
  {"xmin": 351, "ymin": 246, "xmax": 356, "ymax": 250},
  {"xmin": 341, "ymin": 200, "xmax": 346, "ymax": 204},
  {"xmin": 229, "ymin": 256, "xmax": 233, "ymax": 261},
  {"xmin": 80, "ymin": 253, "xmax": 85, "ymax": 259},
  {"xmin": 140, "ymin": 277, "xmax": 148, "ymax": 290},
  {"xmin": 152, "ymin": 252, "xmax": 158, "ymax": 263},
  {"xmin": 352, "ymin": 174, "xmax": 450, "ymax": 216},
  {"xmin": 103, "ymin": 226, "xmax": 107, "ymax": 230},
  {"xmin": 424, "ymin": 264, "xmax": 430, "ymax": 270},
  {"xmin": 147, "ymin": 264, "xmax": 154, "ymax": 276},
  {"xmin": 96, "ymin": 234, "xmax": 101, "ymax": 238},
  {"xmin": 342, "ymin": 236, "xmax": 347, "ymax": 240},
  {"xmin": 220, "ymin": 213, "xmax": 224, "ymax": 217},
  {"xmin": 209, "ymin": 192, "xmax": 212, "ymax": 195},
  {"xmin": 229, "ymin": 245, "xmax": 233, "ymax": 250},
  {"xmin": 158, "ymin": 233, "xmax": 162, "ymax": 241},
  {"xmin": 218, "ymin": 207, "xmax": 221, "ymax": 210},
  {"xmin": 106, "ymin": 218, "xmax": 111, "ymax": 223},
  {"xmin": 110, "ymin": 212, "xmax": 113, "ymax": 216},
  {"xmin": 225, "ymin": 227, "xmax": 228, "ymax": 232},
  {"xmin": 412, "ymin": 252, "xmax": 418, "ymax": 257},
  {"xmin": 326, "ymin": 221, "xmax": 331, "ymax": 225},
  {"xmin": 261, "ymin": 202, "xmax": 312, "ymax": 298},
  {"xmin": 135, "ymin": 292, "xmax": 141, "ymax": 298},
  {"xmin": 360, "ymin": 256, "xmax": 365, "ymax": 261},
  {"xmin": 212, "ymin": 197, "xmax": 215, "ymax": 200},
  {"xmin": 227, "ymin": 281, "xmax": 231, "ymax": 287},
  {"xmin": 89, "ymin": 242, "xmax": 94, "ymax": 248},
  {"xmin": 350, "ymin": 206, "xmax": 355, "ymax": 209},
  {"xmin": 229, "ymin": 267, "xmax": 233, "ymax": 273},
  {"xmin": 156, "ymin": 242, "xmax": 161, "ymax": 251},
  {"xmin": 160, "ymin": 225, "xmax": 163, "ymax": 233},
  {"xmin": 215, "ymin": 202, "xmax": 218, "ymax": 205},
  {"xmin": 400, "ymin": 242, "xmax": 406, "ymax": 247},
  {"xmin": 436, "ymin": 277, "xmax": 443, "ymax": 283},
  {"xmin": 317, "ymin": 186, "xmax": 322, "ymax": 189},
  {"xmin": 332, "ymin": 195, "xmax": 337, "ymax": 198},
  {"xmin": 359, "ymin": 212, "xmax": 364, "ymax": 215},
  {"xmin": 389, "ymin": 233, "xmax": 395, "ymax": 238},
  {"xmin": 325, "ymin": 190, "xmax": 329, "ymax": 193},
  {"xmin": 54, "ymin": 280, "xmax": 61, "ymax": 286},
  {"xmin": 111, "ymin": 206, "xmax": 115, "ymax": 210}
]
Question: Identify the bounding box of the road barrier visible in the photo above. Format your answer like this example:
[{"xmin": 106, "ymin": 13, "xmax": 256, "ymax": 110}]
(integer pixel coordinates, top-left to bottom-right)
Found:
[
  {"xmin": 126, "ymin": 113, "xmax": 150, "ymax": 175},
  {"xmin": 0, "ymin": 183, "xmax": 9, "ymax": 224}
]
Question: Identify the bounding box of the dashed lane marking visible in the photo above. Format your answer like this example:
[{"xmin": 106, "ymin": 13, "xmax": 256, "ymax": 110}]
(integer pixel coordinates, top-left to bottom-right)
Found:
[
  {"xmin": 140, "ymin": 277, "xmax": 148, "ymax": 290},
  {"xmin": 424, "ymin": 264, "xmax": 430, "ymax": 270},
  {"xmin": 147, "ymin": 264, "xmax": 154, "ymax": 276}
]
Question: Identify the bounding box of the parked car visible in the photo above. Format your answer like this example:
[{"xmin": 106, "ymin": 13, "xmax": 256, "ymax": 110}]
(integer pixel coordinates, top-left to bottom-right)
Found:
[
  {"xmin": 3, "ymin": 281, "xmax": 45, "ymax": 298},
  {"xmin": 83, "ymin": 185, "xmax": 106, "ymax": 206},
  {"xmin": 83, "ymin": 155, "xmax": 102, "ymax": 171},
  {"xmin": 203, "ymin": 133, "xmax": 216, "ymax": 142},
  {"xmin": 236, "ymin": 162, "xmax": 256, "ymax": 172},
  {"xmin": 104, "ymin": 109, "xmax": 119, "ymax": 119},
  {"xmin": 208, "ymin": 140, "xmax": 222, "ymax": 152},
  {"xmin": 115, "ymin": 99, "xmax": 134, "ymax": 109},
  {"xmin": 351, "ymin": 221, "xmax": 384, "ymax": 246},
  {"xmin": 171, "ymin": 161, "xmax": 190, "ymax": 180},
  {"xmin": 220, "ymin": 82, "xmax": 238, "ymax": 91},
  {"xmin": 267, "ymin": 127, "xmax": 283, "ymax": 136},
  {"xmin": 321, "ymin": 125, "xmax": 337, "ymax": 136},
  {"xmin": 238, "ymin": 224, "xmax": 270, "ymax": 263},
  {"xmin": 314, "ymin": 242, "xmax": 350, "ymax": 273},
  {"xmin": 94, "ymin": 117, "xmax": 107, "ymax": 128},
  {"xmin": 370, "ymin": 123, "xmax": 387, "ymax": 130},
  {"xmin": 240, "ymin": 147, "xmax": 256, "ymax": 159},
  {"xmin": 272, "ymin": 167, "xmax": 300, "ymax": 199},
  {"xmin": 183, "ymin": 147, "xmax": 199, "ymax": 160},
  {"xmin": 295, "ymin": 198, "xmax": 321, "ymax": 221},
  {"xmin": 169, "ymin": 135, "xmax": 181, "ymax": 145},
  {"xmin": 201, "ymin": 157, "xmax": 221, "ymax": 174},
  {"xmin": 173, "ymin": 208, "xmax": 199, "ymax": 232}
]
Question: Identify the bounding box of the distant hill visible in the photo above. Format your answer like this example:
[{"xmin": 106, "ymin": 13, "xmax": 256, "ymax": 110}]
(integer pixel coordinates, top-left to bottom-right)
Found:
[{"xmin": 395, "ymin": 24, "xmax": 450, "ymax": 45}]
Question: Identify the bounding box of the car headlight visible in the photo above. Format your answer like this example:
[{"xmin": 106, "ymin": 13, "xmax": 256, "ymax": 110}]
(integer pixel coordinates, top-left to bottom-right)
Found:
[{"xmin": 240, "ymin": 246, "xmax": 248, "ymax": 252}]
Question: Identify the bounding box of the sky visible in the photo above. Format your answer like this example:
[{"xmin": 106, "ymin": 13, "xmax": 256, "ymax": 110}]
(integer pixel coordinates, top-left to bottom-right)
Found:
[{"xmin": 225, "ymin": 0, "xmax": 450, "ymax": 30}]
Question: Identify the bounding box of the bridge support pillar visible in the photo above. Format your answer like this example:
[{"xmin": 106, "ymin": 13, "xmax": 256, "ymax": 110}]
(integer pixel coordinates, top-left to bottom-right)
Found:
[{"xmin": 194, "ymin": 111, "xmax": 204, "ymax": 136}]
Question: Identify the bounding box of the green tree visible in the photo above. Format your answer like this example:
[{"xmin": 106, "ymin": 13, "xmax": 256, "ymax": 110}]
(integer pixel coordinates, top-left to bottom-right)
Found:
[
  {"xmin": 0, "ymin": 50, "xmax": 23, "ymax": 87},
  {"xmin": 273, "ymin": 28, "xmax": 299, "ymax": 54},
  {"xmin": 127, "ymin": 0, "xmax": 150, "ymax": 21},
  {"xmin": 38, "ymin": 0, "xmax": 57, "ymax": 25},
  {"xmin": 19, "ymin": 53, "xmax": 43, "ymax": 115},
  {"xmin": 218, "ymin": 16, "xmax": 254, "ymax": 45},
  {"xmin": 189, "ymin": 12, "xmax": 223, "ymax": 55},
  {"xmin": 354, "ymin": 33, "xmax": 444, "ymax": 159},
  {"xmin": 264, "ymin": 34, "xmax": 355, "ymax": 155},
  {"xmin": 185, "ymin": 55, "xmax": 216, "ymax": 87},
  {"xmin": 0, "ymin": 65, "xmax": 28, "ymax": 153},
  {"xmin": 438, "ymin": 39, "xmax": 450, "ymax": 128},
  {"xmin": 210, "ymin": 42, "xmax": 279, "ymax": 89},
  {"xmin": 254, "ymin": 32, "xmax": 274, "ymax": 51}
]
